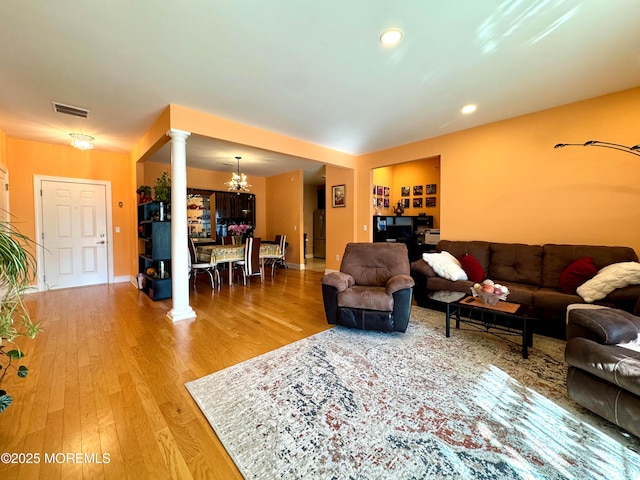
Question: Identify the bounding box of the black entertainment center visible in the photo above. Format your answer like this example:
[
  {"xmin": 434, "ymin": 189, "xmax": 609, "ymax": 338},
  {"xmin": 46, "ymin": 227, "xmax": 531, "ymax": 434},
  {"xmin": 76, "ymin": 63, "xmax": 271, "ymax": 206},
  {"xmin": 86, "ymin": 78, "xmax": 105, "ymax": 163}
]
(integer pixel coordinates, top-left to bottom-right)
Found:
[{"xmin": 373, "ymin": 215, "xmax": 438, "ymax": 261}]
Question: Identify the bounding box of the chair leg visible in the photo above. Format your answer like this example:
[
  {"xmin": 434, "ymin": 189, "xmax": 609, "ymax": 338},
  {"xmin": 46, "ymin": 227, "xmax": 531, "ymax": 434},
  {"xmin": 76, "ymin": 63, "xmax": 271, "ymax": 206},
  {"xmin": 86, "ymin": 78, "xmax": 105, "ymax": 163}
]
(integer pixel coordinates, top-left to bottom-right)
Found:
[{"xmin": 213, "ymin": 267, "xmax": 221, "ymax": 291}]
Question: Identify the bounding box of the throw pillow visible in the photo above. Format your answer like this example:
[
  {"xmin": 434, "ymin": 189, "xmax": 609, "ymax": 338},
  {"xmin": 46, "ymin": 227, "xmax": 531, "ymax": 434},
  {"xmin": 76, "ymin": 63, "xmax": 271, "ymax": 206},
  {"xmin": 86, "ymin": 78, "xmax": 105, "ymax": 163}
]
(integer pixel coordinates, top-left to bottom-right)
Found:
[
  {"xmin": 559, "ymin": 256, "xmax": 597, "ymax": 294},
  {"xmin": 422, "ymin": 251, "xmax": 468, "ymax": 281},
  {"xmin": 577, "ymin": 261, "xmax": 640, "ymax": 303},
  {"xmin": 458, "ymin": 253, "xmax": 485, "ymax": 283}
]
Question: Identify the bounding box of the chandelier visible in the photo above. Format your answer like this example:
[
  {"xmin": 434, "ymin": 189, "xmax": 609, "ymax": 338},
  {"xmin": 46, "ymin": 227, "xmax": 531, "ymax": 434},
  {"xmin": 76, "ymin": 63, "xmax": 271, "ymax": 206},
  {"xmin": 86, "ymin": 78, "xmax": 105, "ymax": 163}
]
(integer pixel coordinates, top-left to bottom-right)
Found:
[
  {"xmin": 554, "ymin": 140, "xmax": 640, "ymax": 157},
  {"xmin": 69, "ymin": 133, "xmax": 94, "ymax": 151},
  {"xmin": 225, "ymin": 156, "xmax": 251, "ymax": 193}
]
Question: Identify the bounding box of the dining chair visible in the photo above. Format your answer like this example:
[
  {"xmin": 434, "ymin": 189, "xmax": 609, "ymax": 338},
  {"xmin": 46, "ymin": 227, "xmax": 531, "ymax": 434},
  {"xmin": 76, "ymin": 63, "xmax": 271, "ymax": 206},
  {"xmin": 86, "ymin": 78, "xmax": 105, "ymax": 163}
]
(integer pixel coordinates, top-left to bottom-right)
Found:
[
  {"xmin": 233, "ymin": 237, "xmax": 262, "ymax": 285},
  {"xmin": 188, "ymin": 238, "xmax": 215, "ymax": 289},
  {"xmin": 221, "ymin": 235, "xmax": 234, "ymax": 245},
  {"xmin": 268, "ymin": 234, "xmax": 287, "ymax": 277},
  {"xmin": 209, "ymin": 251, "xmax": 223, "ymax": 291}
]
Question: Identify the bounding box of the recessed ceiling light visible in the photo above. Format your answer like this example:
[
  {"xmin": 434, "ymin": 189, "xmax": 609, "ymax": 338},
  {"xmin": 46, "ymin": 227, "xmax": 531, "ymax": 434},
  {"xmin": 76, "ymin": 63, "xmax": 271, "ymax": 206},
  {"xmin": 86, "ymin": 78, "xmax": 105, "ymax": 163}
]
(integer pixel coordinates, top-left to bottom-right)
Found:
[
  {"xmin": 380, "ymin": 28, "xmax": 403, "ymax": 46},
  {"xmin": 461, "ymin": 104, "xmax": 477, "ymax": 114}
]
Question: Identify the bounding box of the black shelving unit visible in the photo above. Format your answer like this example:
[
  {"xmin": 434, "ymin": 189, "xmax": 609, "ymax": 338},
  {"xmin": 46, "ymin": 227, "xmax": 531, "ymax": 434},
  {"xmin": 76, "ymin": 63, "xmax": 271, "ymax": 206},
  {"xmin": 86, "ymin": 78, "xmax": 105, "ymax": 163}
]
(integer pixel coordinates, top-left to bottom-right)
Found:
[{"xmin": 138, "ymin": 201, "xmax": 172, "ymax": 300}]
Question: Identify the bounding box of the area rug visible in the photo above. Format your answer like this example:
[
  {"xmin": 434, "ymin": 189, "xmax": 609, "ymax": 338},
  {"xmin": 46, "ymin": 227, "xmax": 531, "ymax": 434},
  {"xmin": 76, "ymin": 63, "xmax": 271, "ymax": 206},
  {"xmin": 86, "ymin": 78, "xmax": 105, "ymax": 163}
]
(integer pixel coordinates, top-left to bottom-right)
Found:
[{"xmin": 186, "ymin": 307, "xmax": 640, "ymax": 479}]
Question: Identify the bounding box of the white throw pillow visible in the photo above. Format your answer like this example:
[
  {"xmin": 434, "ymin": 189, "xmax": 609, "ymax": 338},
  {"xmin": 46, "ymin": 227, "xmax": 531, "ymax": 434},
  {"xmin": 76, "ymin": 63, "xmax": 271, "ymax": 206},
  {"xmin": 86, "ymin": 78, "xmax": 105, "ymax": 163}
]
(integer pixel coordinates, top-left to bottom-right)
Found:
[
  {"xmin": 422, "ymin": 251, "xmax": 468, "ymax": 281},
  {"xmin": 576, "ymin": 261, "xmax": 640, "ymax": 303}
]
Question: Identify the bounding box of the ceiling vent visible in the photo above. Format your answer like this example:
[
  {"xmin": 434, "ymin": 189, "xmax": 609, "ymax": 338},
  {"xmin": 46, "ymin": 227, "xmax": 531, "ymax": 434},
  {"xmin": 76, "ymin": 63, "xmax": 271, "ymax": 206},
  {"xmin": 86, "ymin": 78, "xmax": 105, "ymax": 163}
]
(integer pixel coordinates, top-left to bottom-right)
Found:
[{"xmin": 51, "ymin": 102, "xmax": 90, "ymax": 118}]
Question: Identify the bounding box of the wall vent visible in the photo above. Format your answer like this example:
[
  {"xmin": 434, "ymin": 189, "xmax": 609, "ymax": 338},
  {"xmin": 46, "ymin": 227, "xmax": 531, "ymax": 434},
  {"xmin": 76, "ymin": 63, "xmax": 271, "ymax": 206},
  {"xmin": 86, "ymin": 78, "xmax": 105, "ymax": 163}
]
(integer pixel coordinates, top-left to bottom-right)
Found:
[{"xmin": 51, "ymin": 102, "xmax": 89, "ymax": 118}]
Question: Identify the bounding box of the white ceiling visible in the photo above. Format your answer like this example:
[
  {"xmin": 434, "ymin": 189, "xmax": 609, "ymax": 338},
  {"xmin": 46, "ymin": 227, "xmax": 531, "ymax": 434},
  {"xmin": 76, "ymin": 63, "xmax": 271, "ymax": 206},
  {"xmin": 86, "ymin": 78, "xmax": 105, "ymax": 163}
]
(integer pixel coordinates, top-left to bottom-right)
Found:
[{"xmin": 1, "ymin": 1, "xmax": 639, "ymax": 183}]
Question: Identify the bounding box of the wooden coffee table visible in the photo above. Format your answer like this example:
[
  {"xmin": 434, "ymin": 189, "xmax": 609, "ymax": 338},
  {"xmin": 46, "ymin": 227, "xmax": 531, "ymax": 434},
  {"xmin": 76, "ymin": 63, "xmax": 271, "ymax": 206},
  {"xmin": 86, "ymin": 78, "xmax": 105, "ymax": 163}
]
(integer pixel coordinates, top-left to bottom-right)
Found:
[{"xmin": 427, "ymin": 291, "xmax": 540, "ymax": 359}]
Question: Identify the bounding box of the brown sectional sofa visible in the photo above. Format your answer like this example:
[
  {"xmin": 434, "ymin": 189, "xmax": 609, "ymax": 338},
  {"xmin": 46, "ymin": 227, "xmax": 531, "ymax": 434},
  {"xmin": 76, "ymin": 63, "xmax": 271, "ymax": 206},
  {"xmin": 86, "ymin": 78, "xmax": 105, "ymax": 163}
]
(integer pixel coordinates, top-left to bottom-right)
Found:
[
  {"xmin": 411, "ymin": 240, "xmax": 640, "ymax": 336},
  {"xmin": 565, "ymin": 306, "xmax": 640, "ymax": 438}
]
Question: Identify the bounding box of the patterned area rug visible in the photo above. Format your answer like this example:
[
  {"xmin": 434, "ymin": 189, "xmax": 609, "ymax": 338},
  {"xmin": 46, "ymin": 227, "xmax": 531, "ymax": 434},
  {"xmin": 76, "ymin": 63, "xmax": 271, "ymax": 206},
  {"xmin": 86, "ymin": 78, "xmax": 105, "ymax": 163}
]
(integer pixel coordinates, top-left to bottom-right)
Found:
[{"xmin": 186, "ymin": 307, "xmax": 640, "ymax": 479}]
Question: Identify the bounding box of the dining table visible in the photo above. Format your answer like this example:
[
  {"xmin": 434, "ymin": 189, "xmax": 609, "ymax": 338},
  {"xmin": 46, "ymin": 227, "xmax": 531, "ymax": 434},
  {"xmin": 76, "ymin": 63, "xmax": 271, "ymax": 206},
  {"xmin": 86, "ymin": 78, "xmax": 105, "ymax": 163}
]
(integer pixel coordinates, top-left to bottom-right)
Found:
[{"xmin": 197, "ymin": 243, "xmax": 281, "ymax": 285}]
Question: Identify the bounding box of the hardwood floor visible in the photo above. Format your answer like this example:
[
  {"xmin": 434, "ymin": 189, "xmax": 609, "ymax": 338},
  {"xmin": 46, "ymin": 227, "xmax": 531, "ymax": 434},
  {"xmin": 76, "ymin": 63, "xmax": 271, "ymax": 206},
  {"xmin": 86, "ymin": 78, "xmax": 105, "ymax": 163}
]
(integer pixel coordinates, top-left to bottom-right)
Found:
[{"xmin": 0, "ymin": 268, "xmax": 331, "ymax": 479}]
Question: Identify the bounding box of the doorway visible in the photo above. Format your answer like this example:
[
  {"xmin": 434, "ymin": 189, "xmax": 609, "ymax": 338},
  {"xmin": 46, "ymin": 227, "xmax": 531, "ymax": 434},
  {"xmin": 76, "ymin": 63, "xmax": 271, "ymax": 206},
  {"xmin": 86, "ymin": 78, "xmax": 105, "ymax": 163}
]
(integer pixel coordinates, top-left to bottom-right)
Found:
[{"xmin": 34, "ymin": 176, "xmax": 114, "ymax": 290}]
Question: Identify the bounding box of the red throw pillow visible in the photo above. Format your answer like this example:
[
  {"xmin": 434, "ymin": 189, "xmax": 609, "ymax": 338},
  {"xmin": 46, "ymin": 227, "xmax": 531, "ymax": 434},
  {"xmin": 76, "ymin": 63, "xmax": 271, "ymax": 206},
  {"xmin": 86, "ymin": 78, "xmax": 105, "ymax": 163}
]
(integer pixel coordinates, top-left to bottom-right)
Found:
[
  {"xmin": 559, "ymin": 256, "xmax": 598, "ymax": 294},
  {"xmin": 458, "ymin": 253, "xmax": 485, "ymax": 283}
]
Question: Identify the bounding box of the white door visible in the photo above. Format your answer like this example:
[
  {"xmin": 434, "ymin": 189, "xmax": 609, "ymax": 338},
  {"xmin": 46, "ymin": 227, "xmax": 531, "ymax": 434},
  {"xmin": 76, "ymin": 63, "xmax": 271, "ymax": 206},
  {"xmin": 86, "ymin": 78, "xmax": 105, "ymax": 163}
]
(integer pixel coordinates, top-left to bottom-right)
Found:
[{"xmin": 40, "ymin": 179, "xmax": 109, "ymax": 289}]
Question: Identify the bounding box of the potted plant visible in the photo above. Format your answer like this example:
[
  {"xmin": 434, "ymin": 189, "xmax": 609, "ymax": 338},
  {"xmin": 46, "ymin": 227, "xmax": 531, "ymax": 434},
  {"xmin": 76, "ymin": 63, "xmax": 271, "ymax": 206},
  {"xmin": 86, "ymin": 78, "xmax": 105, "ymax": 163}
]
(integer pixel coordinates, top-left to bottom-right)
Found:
[
  {"xmin": 136, "ymin": 185, "xmax": 153, "ymax": 204},
  {"xmin": 0, "ymin": 221, "xmax": 40, "ymax": 413},
  {"xmin": 154, "ymin": 172, "xmax": 171, "ymax": 204}
]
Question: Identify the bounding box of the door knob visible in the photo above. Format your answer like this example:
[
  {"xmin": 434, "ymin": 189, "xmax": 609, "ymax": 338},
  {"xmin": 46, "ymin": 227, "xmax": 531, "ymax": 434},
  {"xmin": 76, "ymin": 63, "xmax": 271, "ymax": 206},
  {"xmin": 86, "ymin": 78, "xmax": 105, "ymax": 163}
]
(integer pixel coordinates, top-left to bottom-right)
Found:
[{"xmin": 96, "ymin": 240, "xmax": 106, "ymax": 244}]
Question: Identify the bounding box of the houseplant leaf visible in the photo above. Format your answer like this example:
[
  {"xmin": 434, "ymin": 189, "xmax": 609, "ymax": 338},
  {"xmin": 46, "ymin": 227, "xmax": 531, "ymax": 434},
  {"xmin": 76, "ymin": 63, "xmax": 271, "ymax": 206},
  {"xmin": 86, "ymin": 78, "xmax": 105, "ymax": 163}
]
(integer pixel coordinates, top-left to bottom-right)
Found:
[{"xmin": 0, "ymin": 393, "xmax": 13, "ymax": 413}]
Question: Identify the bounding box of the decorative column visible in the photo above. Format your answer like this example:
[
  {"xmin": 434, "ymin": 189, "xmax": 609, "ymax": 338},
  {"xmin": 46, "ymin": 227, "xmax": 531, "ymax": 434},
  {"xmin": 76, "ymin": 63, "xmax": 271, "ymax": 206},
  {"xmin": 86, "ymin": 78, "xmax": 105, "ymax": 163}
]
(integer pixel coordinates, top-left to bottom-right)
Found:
[{"xmin": 166, "ymin": 128, "xmax": 196, "ymax": 322}]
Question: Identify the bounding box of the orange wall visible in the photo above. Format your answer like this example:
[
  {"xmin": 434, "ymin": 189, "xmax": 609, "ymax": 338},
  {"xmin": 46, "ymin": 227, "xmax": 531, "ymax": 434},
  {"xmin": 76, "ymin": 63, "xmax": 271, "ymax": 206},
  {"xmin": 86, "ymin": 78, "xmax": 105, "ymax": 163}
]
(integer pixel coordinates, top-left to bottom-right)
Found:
[
  {"xmin": 357, "ymin": 87, "xmax": 640, "ymax": 256},
  {"xmin": 131, "ymin": 106, "xmax": 171, "ymax": 163},
  {"xmin": 141, "ymin": 160, "xmax": 268, "ymax": 240},
  {"xmin": 325, "ymin": 165, "xmax": 355, "ymax": 271},
  {"xmin": 0, "ymin": 128, "xmax": 7, "ymax": 170},
  {"xmin": 7, "ymin": 138, "xmax": 132, "ymax": 277},
  {"xmin": 265, "ymin": 170, "xmax": 304, "ymax": 266}
]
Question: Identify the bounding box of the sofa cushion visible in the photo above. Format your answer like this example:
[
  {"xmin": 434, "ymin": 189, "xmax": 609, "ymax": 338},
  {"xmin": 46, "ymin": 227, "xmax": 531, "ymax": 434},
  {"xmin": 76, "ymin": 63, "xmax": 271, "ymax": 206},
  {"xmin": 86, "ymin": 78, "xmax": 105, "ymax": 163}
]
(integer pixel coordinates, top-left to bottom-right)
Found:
[
  {"xmin": 489, "ymin": 243, "xmax": 543, "ymax": 286},
  {"xmin": 534, "ymin": 288, "xmax": 583, "ymax": 312},
  {"xmin": 426, "ymin": 276, "xmax": 474, "ymax": 295},
  {"xmin": 559, "ymin": 256, "xmax": 597, "ymax": 294},
  {"xmin": 436, "ymin": 240, "xmax": 491, "ymax": 275},
  {"xmin": 458, "ymin": 253, "xmax": 485, "ymax": 283},
  {"xmin": 497, "ymin": 282, "xmax": 537, "ymax": 306},
  {"xmin": 542, "ymin": 244, "xmax": 639, "ymax": 290},
  {"xmin": 338, "ymin": 286, "xmax": 394, "ymax": 311}
]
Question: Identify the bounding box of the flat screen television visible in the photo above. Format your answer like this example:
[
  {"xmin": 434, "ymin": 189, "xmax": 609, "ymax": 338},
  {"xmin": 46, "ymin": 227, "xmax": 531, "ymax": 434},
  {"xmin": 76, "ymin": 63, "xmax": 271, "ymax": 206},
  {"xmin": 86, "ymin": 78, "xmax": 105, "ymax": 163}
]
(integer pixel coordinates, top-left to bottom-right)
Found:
[{"xmin": 386, "ymin": 225, "xmax": 412, "ymax": 242}]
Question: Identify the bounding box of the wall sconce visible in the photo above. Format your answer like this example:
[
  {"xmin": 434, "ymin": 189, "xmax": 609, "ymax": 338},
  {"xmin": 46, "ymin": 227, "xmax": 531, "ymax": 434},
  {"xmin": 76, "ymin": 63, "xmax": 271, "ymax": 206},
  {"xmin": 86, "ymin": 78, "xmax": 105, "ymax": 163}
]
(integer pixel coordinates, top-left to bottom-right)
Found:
[
  {"xmin": 69, "ymin": 133, "xmax": 94, "ymax": 151},
  {"xmin": 554, "ymin": 140, "xmax": 640, "ymax": 157}
]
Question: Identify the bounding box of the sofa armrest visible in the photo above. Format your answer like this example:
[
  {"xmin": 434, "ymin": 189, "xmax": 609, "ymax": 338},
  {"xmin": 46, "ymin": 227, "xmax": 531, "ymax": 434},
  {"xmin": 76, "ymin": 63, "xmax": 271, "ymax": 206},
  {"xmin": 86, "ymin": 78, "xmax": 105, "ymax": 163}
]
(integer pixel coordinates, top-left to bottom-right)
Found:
[
  {"xmin": 386, "ymin": 274, "xmax": 415, "ymax": 295},
  {"xmin": 322, "ymin": 271, "xmax": 355, "ymax": 292},
  {"xmin": 567, "ymin": 307, "xmax": 640, "ymax": 345},
  {"xmin": 410, "ymin": 259, "xmax": 436, "ymax": 278}
]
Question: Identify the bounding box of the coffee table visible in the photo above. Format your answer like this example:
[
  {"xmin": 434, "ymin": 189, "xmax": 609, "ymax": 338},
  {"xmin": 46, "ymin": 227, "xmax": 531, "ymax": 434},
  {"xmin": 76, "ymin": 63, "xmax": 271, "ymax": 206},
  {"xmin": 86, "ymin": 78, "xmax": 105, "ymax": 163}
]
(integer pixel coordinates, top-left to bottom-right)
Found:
[{"xmin": 427, "ymin": 291, "xmax": 540, "ymax": 359}]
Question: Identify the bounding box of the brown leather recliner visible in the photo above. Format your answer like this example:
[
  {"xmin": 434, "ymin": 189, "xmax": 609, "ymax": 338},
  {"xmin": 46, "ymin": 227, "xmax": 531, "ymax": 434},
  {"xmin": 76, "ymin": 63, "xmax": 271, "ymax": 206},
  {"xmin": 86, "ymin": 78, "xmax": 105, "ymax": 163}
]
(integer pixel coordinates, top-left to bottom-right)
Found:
[
  {"xmin": 565, "ymin": 306, "xmax": 640, "ymax": 438},
  {"xmin": 321, "ymin": 242, "xmax": 415, "ymax": 332}
]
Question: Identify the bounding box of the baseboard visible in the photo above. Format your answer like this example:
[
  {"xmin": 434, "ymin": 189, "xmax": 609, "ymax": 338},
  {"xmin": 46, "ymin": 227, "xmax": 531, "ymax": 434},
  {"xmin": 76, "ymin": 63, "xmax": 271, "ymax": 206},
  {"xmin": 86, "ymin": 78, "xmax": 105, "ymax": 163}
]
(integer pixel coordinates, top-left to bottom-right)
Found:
[
  {"xmin": 285, "ymin": 262, "xmax": 304, "ymax": 270},
  {"xmin": 113, "ymin": 275, "xmax": 131, "ymax": 284}
]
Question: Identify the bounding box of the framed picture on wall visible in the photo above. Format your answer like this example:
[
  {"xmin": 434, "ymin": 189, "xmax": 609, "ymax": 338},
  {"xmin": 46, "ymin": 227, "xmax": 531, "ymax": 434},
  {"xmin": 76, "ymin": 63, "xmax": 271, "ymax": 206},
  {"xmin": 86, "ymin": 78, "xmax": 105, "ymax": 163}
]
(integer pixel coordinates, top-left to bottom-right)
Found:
[
  {"xmin": 401, "ymin": 186, "xmax": 411, "ymax": 197},
  {"xmin": 413, "ymin": 198, "xmax": 423, "ymax": 208},
  {"xmin": 402, "ymin": 198, "xmax": 410, "ymax": 208},
  {"xmin": 372, "ymin": 184, "xmax": 377, "ymax": 195},
  {"xmin": 384, "ymin": 198, "xmax": 390, "ymax": 208},
  {"xmin": 413, "ymin": 185, "xmax": 423, "ymax": 196},
  {"xmin": 426, "ymin": 184, "xmax": 437, "ymax": 194},
  {"xmin": 332, "ymin": 184, "xmax": 346, "ymax": 207},
  {"xmin": 383, "ymin": 186, "xmax": 390, "ymax": 197},
  {"xmin": 377, "ymin": 186, "xmax": 383, "ymax": 196},
  {"xmin": 377, "ymin": 197, "xmax": 383, "ymax": 208},
  {"xmin": 426, "ymin": 196, "xmax": 436, "ymax": 207}
]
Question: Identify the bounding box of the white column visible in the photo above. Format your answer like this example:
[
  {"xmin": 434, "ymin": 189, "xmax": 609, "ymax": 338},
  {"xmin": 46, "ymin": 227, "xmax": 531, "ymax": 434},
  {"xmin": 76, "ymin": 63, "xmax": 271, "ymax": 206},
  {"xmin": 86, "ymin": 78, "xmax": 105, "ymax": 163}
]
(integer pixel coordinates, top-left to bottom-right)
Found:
[{"xmin": 166, "ymin": 128, "xmax": 196, "ymax": 322}]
